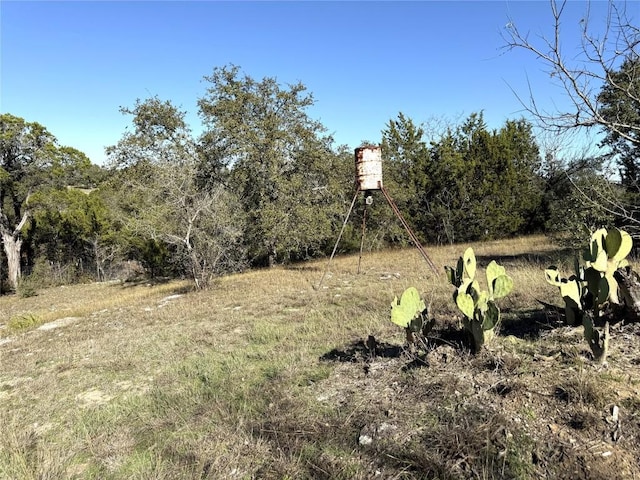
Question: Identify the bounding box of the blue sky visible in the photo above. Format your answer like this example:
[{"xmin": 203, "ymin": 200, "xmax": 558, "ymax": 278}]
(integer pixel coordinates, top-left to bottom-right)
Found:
[{"xmin": 1, "ymin": 1, "xmax": 627, "ymax": 165}]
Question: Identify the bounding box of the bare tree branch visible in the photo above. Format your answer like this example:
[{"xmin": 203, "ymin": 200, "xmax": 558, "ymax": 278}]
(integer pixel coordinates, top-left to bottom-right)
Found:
[{"xmin": 502, "ymin": 0, "xmax": 639, "ymax": 144}]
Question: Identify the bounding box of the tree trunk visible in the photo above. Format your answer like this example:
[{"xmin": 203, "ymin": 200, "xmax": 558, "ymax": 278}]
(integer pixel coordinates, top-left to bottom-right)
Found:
[
  {"xmin": 267, "ymin": 243, "xmax": 277, "ymax": 268},
  {"xmin": 1, "ymin": 231, "xmax": 23, "ymax": 292},
  {"xmin": 0, "ymin": 211, "xmax": 29, "ymax": 292}
]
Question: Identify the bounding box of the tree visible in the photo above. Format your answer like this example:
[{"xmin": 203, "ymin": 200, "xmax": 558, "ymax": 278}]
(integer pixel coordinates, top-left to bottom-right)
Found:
[
  {"xmin": 389, "ymin": 112, "xmax": 544, "ymax": 244},
  {"xmin": 489, "ymin": 118, "xmax": 544, "ymax": 234},
  {"xmin": 0, "ymin": 114, "xmax": 57, "ymax": 291},
  {"xmin": 598, "ymin": 57, "xmax": 640, "ymax": 187},
  {"xmin": 198, "ymin": 65, "xmax": 344, "ymax": 266},
  {"xmin": 381, "ymin": 113, "xmax": 431, "ymax": 240},
  {"xmin": 503, "ymin": 0, "xmax": 640, "ymax": 235},
  {"xmin": 107, "ymin": 97, "xmax": 246, "ymax": 287},
  {"xmin": 26, "ymin": 187, "xmax": 116, "ymax": 283},
  {"xmin": 542, "ymin": 156, "xmax": 619, "ymax": 245},
  {"xmin": 461, "ymin": 115, "xmax": 543, "ymax": 239},
  {"xmin": 424, "ymin": 129, "xmax": 470, "ymax": 244},
  {"xmin": 503, "ymin": 0, "xmax": 639, "ymax": 142}
]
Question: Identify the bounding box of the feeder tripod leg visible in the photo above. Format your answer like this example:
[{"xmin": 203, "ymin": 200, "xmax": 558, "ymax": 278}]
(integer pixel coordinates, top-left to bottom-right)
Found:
[
  {"xmin": 357, "ymin": 203, "xmax": 367, "ymax": 274},
  {"xmin": 317, "ymin": 189, "xmax": 360, "ymax": 289},
  {"xmin": 380, "ymin": 186, "xmax": 439, "ymax": 275}
]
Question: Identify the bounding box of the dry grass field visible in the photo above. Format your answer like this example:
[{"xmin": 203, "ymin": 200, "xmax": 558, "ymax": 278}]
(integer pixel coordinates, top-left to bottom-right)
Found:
[{"xmin": 2, "ymin": 235, "xmax": 640, "ymax": 479}]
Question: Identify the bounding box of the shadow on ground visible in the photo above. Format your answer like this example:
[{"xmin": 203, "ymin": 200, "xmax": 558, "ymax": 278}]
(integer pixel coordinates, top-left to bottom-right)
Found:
[
  {"xmin": 474, "ymin": 247, "xmax": 573, "ymax": 268},
  {"xmin": 500, "ymin": 305, "xmax": 565, "ymax": 339},
  {"xmin": 320, "ymin": 324, "xmax": 471, "ymax": 372},
  {"xmin": 320, "ymin": 339, "xmax": 402, "ymax": 363}
]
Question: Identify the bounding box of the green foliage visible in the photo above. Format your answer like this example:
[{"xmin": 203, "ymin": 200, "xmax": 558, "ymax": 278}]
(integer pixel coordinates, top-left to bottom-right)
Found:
[
  {"xmin": 542, "ymin": 156, "xmax": 620, "ymax": 247},
  {"xmin": 597, "ymin": 57, "xmax": 640, "ymax": 188},
  {"xmin": 27, "ymin": 187, "xmax": 114, "ymax": 279},
  {"xmin": 0, "ymin": 113, "xmax": 107, "ymax": 290},
  {"xmin": 16, "ymin": 278, "xmax": 37, "ymax": 298},
  {"xmin": 446, "ymin": 247, "xmax": 513, "ymax": 352},
  {"xmin": 106, "ymin": 96, "xmax": 247, "ymax": 286},
  {"xmin": 0, "ymin": 114, "xmax": 58, "ymax": 290},
  {"xmin": 390, "ymin": 286, "xmax": 434, "ymax": 347},
  {"xmin": 21, "ymin": 256, "xmax": 78, "ymax": 289},
  {"xmin": 380, "ymin": 113, "xmax": 431, "ymax": 243},
  {"xmin": 381, "ymin": 112, "xmax": 544, "ymax": 245},
  {"xmin": 8, "ymin": 313, "xmax": 42, "ymax": 331},
  {"xmin": 198, "ymin": 65, "xmax": 345, "ymax": 266},
  {"xmin": 545, "ymin": 227, "xmax": 633, "ymax": 363}
]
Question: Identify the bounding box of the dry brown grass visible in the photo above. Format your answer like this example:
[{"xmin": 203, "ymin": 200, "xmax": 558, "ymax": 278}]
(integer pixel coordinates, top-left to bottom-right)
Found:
[{"xmin": 1, "ymin": 235, "xmax": 639, "ymax": 479}]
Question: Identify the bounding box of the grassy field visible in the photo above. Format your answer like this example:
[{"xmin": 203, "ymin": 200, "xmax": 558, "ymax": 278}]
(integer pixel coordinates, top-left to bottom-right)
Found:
[{"xmin": 2, "ymin": 235, "xmax": 640, "ymax": 479}]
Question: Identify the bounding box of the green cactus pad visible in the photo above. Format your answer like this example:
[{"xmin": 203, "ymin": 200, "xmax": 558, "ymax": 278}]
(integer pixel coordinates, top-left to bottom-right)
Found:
[
  {"xmin": 492, "ymin": 275, "xmax": 514, "ymax": 299},
  {"xmin": 545, "ymin": 267, "xmax": 561, "ymax": 286},
  {"xmin": 604, "ymin": 273, "xmax": 618, "ymax": 304},
  {"xmin": 463, "ymin": 247, "xmax": 476, "ymax": 280},
  {"xmin": 559, "ymin": 278, "xmax": 582, "ymax": 309},
  {"xmin": 584, "ymin": 267, "xmax": 601, "ymax": 298},
  {"xmin": 601, "ymin": 228, "xmax": 633, "ymax": 261},
  {"xmin": 591, "ymin": 249, "xmax": 609, "ymax": 272},
  {"xmin": 565, "ymin": 305, "xmax": 578, "ymax": 326},
  {"xmin": 605, "ymin": 228, "xmax": 622, "ymax": 257},
  {"xmin": 407, "ymin": 315, "xmax": 424, "ymax": 333},
  {"xmin": 584, "ymin": 229, "xmax": 605, "ymax": 263},
  {"xmin": 447, "ymin": 248, "xmax": 513, "ymax": 352},
  {"xmin": 597, "ymin": 275, "xmax": 610, "ymax": 304},
  {"xmin": 475, "ymin": 290, "xmax": 489, "ymax": 312},
  {"xmin": 486, "ymin": 261, "xmax": 506, "ymax": 287},
  {"xmin": 390, "ymin": 287, "xmax": 426, "ymax": 328},
  {"xmin": 456, "ymin": 292, "xmax": 475, "ymax": 319},
  {"xmin": 445, "ymin": 266, "xmax": 459, "ymax": 287},
  {"xmin": 482, "ymin": 301, "xmax": 500, "ymax": 330}
]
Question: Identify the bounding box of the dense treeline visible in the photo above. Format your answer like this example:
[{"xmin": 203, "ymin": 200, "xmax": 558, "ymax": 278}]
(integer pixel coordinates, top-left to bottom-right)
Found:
[
  {"xmin": 381, "ymin": 112, "xmax": 544, "ymax": 244},
  {"xmin": 1, "ymin": 58, "xmax": 636, "ymax": 293}
]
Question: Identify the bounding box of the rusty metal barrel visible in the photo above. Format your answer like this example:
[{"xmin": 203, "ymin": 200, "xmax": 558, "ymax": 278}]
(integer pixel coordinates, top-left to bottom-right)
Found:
[{"xmin": 355, "ymin": 146, "xmax": 383, "ymax": 191}]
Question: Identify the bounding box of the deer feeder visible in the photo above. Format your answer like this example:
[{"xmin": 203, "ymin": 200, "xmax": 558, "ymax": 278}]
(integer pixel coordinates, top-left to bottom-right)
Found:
[{"xmin": 317, "ymin": 145, "xmax": 438, "ymax": 288}]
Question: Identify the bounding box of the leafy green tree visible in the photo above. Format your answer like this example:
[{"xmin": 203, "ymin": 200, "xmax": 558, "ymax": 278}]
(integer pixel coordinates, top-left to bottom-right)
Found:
[
  {"xmin": 49, "ymin": 146, "xmax": 106, "ymax": 189},
  {"xmin": 107, "ymin": 97, "xmax": 246, "ymax": 287},
  {"xmin": 26, "ymin": 187, "xmax": 115, "ymax": 282},
  {"xmin": 425, "ymin": 127, "xmax": 474, "ymax": 244},
  {"xmin": 381, "ymin": 113, "xmax": 431, "ymax": 241},
  {"xmin": 482, "ymin": 118, "xmax": 543, "ymax": 235},
  {"xmin": 542, "ymin": 157, "xmax": 619, "ymax": 246},
  {"xmin": 598, "ymin": 56, "xmax": 640, "ymax": 188},
  {"xmin": 385, "ymin": 112, "xmax": 543, "ymax": 244},
  {"xmin": 0, "ymin": 114, "xmax": 58, "ymax": 290},
  {"xmin": 198, "ymin": 65, "xmax": 345, "ymax": 265},
  {"xmin": 460, "ymin": 114, "xmax": 543, "ymax": 240}
]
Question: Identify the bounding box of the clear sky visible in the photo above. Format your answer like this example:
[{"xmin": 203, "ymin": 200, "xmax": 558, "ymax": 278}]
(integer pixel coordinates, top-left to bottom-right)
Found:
[{"xmin": 1, "ymin": 1, "xmax": 629, "ymax": 165}]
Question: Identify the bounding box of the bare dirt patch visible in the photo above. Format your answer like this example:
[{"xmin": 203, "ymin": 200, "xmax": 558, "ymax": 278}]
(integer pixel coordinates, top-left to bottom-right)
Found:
[{"xmin": 310, "ymin": 319, "xmax": 640, "ymax": 479}]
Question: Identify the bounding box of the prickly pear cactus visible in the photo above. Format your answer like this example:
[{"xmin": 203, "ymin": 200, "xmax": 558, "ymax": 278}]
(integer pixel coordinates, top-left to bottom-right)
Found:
[
  {"xmin": 544, "ymin": 267, "xmax": 584, "ymax": 326},
  {"xmin": 545, "ymin": 227, "xmax": 633, "ymax": 363},
  {"xmin": 583, "ymin": 312, "xmax": 609, "ymax": 365},
  {"xmin": 445, "ymin": 247, "xmax": 476, "ymax": 288},
  {"xmin": 583, "ymin": 228, "xmax": 632, "ymax": 305},
  {"xmin": 390, "ymin": 287, "xmax": 434, "ymax": 345},
  {"xmin": 447, "ymin": 248, "xmax": 513, "ymax": 352}
]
